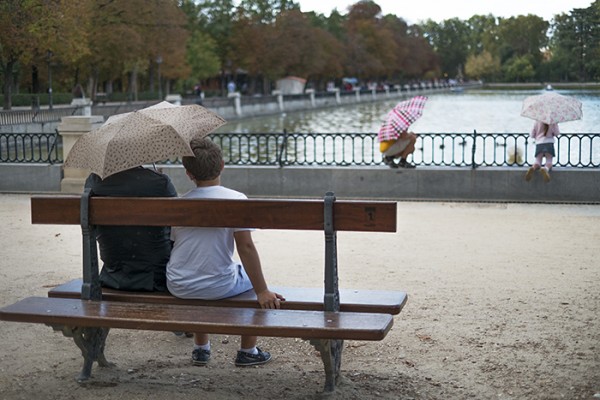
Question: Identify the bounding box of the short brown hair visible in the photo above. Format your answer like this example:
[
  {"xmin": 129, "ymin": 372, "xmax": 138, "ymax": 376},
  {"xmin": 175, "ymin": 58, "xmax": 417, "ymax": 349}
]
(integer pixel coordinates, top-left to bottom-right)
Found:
[{"xmin": 182, "ymin": 137, "xmax": 223, "ymax": 181}]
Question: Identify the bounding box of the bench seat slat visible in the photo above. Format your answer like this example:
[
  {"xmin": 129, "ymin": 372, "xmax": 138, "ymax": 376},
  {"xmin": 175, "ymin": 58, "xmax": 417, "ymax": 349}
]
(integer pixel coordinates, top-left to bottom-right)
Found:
[
  {"xmin": 30, "ymin": 196, "xmax": 397, "ymax": 232},
  {"xmin": 0, "ymin": 297, "xmax": 393, "ymax": 341},
  {"xmin": 48, "ymin": 279, "xmax": 408, "ymax": 315}
]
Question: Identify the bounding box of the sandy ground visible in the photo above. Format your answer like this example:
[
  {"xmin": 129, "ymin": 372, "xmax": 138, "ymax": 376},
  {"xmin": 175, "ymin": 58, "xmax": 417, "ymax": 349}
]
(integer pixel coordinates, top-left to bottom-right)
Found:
[{"xmin": 0, "ymin": 193, "xmax": 598, "ymax": 400}]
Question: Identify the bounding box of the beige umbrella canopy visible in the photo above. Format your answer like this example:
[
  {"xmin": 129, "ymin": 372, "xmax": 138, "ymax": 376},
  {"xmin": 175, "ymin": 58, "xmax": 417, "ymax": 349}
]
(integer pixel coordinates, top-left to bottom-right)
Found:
[{"xmin": 64, "ymin": 101, "xmax": 226, "ymax": 179}]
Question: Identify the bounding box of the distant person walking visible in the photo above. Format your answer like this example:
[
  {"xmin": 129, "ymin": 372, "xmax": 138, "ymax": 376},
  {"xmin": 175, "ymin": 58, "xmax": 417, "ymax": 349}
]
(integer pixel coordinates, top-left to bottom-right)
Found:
[
  {"xmin": 525, "ymin": 121, "xmax": 559, "ymax": 183},
  {"xmin": 227, "ymin": 81, "xmax": 236, "ymax": 94}
]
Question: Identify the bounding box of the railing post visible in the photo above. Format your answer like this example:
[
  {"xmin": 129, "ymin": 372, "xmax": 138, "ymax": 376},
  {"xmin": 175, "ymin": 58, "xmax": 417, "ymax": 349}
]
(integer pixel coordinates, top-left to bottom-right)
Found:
[
  {"xmin": 471, "ymin": 129, "xmax": 478, "ymax": 169},
  {"xmin": 277, "ymin": 129, "xmax": 288, "ymax": 168}
]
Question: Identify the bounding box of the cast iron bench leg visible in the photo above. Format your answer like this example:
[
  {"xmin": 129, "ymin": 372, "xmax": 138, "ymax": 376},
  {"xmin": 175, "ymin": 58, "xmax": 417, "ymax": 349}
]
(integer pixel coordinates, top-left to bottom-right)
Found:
[
  {"xmin": 53, "ymin": 326, "xmax": 112, "ymax": 381},
  {"xmin": 310, "ymin": 338, "xmax": 344, "ymax": 392}
]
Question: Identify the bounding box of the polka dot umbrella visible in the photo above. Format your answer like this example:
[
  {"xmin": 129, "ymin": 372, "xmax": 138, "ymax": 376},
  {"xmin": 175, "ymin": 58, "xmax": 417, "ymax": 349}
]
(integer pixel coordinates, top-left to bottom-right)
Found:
[
  {"xmin": 520, "ymin": 92, "xmax": 582, "ymax": 124},
  {"xmin": 65, "ymin": 101, "xmax": 226, "ymax": 179}
]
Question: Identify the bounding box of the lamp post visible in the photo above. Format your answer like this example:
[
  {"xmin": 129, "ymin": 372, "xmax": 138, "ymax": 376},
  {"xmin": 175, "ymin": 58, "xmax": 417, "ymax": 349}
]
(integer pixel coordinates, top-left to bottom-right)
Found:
[
  {"xmin": 156, "ymin": 55, "xmax": 163, "ymax": 100},
  {"xmin": 46, "ymin": 50, "xmax": 54, "ymax": 110}
]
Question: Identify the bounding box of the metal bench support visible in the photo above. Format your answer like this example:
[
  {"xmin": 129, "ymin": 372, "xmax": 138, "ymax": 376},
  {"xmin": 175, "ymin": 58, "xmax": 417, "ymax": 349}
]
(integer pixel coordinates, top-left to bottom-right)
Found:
[
  {"xmin": 310, "ymin": 191, "xmax": 343, "ymax": 392},
  {"xmin": 58, "ymin": 188, "xmax": 111, "ymax": 382}
]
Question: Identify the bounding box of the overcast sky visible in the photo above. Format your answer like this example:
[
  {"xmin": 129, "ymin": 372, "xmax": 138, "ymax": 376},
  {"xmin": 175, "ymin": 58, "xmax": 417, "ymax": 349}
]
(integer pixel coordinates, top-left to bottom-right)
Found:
[{"xmin": 295, "ymin": 0, "xmax": 594, "ymax": 24}]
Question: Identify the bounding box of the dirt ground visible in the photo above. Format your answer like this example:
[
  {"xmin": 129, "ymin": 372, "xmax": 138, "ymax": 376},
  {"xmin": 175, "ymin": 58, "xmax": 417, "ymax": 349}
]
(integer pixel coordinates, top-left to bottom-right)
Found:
[{"xmin": 0, "ymin": 193, "xmax": 598, "ymax": 400}]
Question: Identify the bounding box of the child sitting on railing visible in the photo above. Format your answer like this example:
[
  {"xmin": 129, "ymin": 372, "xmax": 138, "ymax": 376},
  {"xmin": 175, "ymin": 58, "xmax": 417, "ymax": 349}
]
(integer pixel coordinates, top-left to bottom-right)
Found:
[{"xmin": 525, "ymin": 121, "xmax": 559, "ymax": 183}]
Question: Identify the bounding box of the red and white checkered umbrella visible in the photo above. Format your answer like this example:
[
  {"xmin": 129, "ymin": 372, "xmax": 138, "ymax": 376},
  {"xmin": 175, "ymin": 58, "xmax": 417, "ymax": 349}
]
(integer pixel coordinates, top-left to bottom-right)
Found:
[{"xmin": 378, "ymin": 96, "xmax": 428, "ymax": 141}]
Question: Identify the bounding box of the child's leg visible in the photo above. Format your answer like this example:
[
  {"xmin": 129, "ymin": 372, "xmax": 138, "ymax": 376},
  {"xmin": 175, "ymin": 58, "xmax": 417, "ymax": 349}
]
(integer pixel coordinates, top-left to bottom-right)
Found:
[
  {"xmin": 533, "ymin": 153, "xmax": 543, "ymax": 169},
  {"xmin": 544, "ymin": 153, "xmax": 553, "ymax": 170},
  {"xmin": 194, "ymin": 333, "xmax": 210, "ymax": 346},
  {"xmin": 241, "ymin": 336, "xmax": 258, "ymax": 350}
]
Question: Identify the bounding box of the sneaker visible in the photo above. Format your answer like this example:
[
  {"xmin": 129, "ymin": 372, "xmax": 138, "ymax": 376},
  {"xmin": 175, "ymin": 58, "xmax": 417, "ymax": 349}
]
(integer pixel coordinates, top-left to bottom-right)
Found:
[
  {"xmin": 235, "ymin": 347, "xmax": 272, "ymax": 367},
  {"xmin": 192, "ymin": 348, "xmax": 211, "ymax": 366},
  {"xmin": 383, "ymin": 156, "xmax": 398, "ymax": 169},
  {"xmin": 524, "ymin": 166, "xmax": 535, "ymax": 182},
  {"xmin": 398, "ymin": 159, "xmax": 416, "ymax": 169},
  {"xmin": 540, "ymin": 167, "xmax": 551, "ymax": 183}
]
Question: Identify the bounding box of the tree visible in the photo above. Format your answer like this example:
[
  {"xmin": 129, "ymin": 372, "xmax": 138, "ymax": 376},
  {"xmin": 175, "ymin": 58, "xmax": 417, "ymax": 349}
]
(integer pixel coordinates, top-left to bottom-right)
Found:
[
  {"xmin": 344, "ymin": 1, "xmax": 397, "ymax": 79},
  {"xmin": 467, "ymin": 14, "xmax": 499, "ymax": 56},
  {"xmin": 421, "ymin": 18, "xmax": 471, "ymax": 78},
  {"xmin": 465, "ymin": 51, "xmax": 500, "ymax": 80},
  {"xmin": 502, "ymin": 55, "xmax": 535, "ymax": 82},
  {"xmin": 550, "ymin": 2, "xmax": 600, "ymax": 81},
  {"xmin": 497, "ymin": 15, "xmax": 548, "ymax": 68},
  {"xmin": 0, "ymin": 0, "xmax": 91, "ymax": 109}
]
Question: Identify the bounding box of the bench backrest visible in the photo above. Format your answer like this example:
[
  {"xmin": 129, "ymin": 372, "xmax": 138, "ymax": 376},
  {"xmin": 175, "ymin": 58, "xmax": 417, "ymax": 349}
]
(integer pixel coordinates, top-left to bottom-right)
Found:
[
  {"xmin": 31, "ymin": 192, "xmax": 397, "ymax": 312},
  {"xmin": 31, "ymin": 195, "xmax": 397, "ymax": 232}
]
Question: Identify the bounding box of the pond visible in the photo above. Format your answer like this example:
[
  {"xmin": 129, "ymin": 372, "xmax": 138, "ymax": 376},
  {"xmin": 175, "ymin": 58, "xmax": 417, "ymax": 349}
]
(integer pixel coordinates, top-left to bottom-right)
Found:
[
  {"xmin": 216, "ymin": 89, "xmax": 600, "ymax": 135},
  {"xmin": 214, "ymin": 89, "xmax": 599, "ymax": 167}
]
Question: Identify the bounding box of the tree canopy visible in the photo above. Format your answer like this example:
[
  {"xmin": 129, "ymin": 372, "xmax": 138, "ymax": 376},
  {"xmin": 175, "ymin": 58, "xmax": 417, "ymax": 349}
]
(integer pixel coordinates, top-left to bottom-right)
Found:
[{"xmin": 1, "ymin": 0, "xmax": 597, "ymax": 109}]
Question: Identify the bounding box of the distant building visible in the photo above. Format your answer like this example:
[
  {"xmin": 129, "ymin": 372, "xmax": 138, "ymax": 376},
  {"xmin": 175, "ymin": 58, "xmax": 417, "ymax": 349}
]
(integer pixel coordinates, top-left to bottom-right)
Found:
[{"xmin": 276, "ymin": 76, "xmax": 307, "ymax": 95}]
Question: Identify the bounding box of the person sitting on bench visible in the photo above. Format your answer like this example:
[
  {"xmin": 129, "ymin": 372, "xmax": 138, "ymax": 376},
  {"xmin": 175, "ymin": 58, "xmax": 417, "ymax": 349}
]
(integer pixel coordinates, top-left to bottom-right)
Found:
[
  {"xmin": 166, "ymin": 137, "xmax": 285, "ymax": 367},
  {"xmin": 85, "ymin": 166, "xmax": 177, "ymax": 292}
]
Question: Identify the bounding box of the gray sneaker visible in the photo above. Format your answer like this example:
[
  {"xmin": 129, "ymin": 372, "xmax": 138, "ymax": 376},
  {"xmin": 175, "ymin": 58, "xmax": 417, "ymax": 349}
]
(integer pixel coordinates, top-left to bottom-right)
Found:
[
  {"xmin": 192, "ymin": 348, "xmax": 211, "ymax": 366},
  {"xmin": 234, "ymin": 347, "xmax": 272, "ymax": 367}
]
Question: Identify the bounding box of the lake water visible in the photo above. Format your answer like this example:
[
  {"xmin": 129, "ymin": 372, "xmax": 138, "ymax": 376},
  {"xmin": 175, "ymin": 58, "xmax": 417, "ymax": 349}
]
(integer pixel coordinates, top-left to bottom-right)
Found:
[{"xmin": 217, "ymin": 89, "xmax": 600, "ymax": 135}]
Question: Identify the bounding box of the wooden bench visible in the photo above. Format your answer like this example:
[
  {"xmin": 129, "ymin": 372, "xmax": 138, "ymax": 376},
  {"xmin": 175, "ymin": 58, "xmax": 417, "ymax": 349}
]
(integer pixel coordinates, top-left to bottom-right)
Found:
[{"xmin": 0, "ymin": 191, "xmax": 407, "ymax": 393}]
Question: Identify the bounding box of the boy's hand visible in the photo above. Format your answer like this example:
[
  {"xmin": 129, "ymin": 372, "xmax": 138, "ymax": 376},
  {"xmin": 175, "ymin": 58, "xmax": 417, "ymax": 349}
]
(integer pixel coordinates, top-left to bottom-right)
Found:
[{"xmin": 256, "ymin": 290, "xmax": 285, "ymax": 309}]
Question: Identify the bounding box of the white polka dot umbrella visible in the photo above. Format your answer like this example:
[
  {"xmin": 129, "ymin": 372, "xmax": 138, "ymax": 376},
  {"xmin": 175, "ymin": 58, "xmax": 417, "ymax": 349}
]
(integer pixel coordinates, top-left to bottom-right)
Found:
[
  {"xmin": 520, "ymin": 92, "xmax": 582, "ymax": 124},
  {"xmin": 64, "ymin": 101, "xmax": 226, "ymax": 179}
]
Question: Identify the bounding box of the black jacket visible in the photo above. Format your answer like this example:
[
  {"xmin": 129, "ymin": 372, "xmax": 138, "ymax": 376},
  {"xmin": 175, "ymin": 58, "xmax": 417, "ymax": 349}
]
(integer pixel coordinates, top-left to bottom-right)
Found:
[{"xmin": 85, "ymin": 167, "xmax": 177, "ymax": 291}]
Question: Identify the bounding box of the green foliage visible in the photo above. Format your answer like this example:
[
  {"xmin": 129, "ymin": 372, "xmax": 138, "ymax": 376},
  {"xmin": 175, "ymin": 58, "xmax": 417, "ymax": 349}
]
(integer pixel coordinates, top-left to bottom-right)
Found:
[
  {"xmin": 1, "ymin": 93, "xmax": 73, "ymax": 108},
  {"xmin": 186, "ymin": 31, "xmax": 221, "ymax": 81},
  {"xmin": 502, "ymin": 56, "xmax": 536, "ymax": 82},
  {"xmin": 1, "ymin": 0, "xmax": 597, "ymax": 110},
  {"xmin": 465, "ymin": 51, "xmax": 501, "ymax": 80}
]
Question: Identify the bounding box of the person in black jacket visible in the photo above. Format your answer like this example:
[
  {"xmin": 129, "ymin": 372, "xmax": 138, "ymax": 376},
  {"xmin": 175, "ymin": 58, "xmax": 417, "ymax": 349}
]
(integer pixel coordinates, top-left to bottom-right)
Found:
[{"xmin": 84, "ymin": 166, "xmax": 177, "ymax": 292}]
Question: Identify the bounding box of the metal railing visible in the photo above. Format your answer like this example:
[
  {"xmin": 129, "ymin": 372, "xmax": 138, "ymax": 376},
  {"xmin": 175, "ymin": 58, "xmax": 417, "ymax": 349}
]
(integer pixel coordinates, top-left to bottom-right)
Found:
[
  {"xmin": 212, "ymin": 131, "xmax": 599, "ymax": 168},
  {"xmin": 0, "ymin": 107, "xmax": 80, "ymax": 125},
  {"xmin": 1, "ymin": 131, "xmax": 598, "ymax": 168},
  {"xmin": 0, "ymin": 131, "xmax": 61, "ymax": 163}
]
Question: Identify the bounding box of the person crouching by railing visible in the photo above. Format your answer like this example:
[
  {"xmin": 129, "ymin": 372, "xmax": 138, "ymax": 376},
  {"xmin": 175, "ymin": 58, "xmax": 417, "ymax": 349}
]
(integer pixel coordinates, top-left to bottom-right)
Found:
[{"xmin": 379, "ymin": 130, "xmax": 418, "ymax": 169}]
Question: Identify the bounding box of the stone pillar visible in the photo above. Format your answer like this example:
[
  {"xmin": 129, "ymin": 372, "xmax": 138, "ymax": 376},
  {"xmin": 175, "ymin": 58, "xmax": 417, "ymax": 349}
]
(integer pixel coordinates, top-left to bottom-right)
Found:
[
  {"xmin": 371, "ymin": 87, "xmax": 377, "ymax": 100},
  {"xmin": 354, "ymin": 88, "xmax": 361, "ymax": 102},
  {"xmin": 272, "ymin": 90, "xmax": 284, "ymax": 112},
  {"xmin": 58, "ymin": 115, "xmax": 104, "ymax": 193},
  {"xmin": 333, "ymin": 88, "xmax": 341, "ymax": 104},
  {"xmin": 71, "ymin": 98, "xmax": 92, "ymax": 116},
  {"xmin": 305, "ymin": 89, "xmax": 316, "ymax": 107},
  {"xmin": 228, "ymin": 92, "xmax": 242, "ymax": 116},
  {"xmin": 165, "ymin": 94, "xmax": 182, "ymax": 105}
]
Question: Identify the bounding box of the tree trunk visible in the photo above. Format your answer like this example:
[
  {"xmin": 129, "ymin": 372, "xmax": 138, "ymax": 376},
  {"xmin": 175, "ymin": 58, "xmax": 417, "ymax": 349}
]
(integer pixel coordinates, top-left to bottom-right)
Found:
[
  {"xmin": 2, "ymin": 60, "xmax": 15, "ymax": 110},
  {"xmin": 32, "ymin": 65, "xmax": 40, "ymax": 94}
]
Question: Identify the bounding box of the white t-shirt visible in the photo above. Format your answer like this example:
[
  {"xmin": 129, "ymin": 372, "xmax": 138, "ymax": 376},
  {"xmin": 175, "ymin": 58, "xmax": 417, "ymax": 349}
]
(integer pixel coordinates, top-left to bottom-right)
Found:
[{"xmin": 166, "ymin": 186, "xmax": 250, "ymax": 299}]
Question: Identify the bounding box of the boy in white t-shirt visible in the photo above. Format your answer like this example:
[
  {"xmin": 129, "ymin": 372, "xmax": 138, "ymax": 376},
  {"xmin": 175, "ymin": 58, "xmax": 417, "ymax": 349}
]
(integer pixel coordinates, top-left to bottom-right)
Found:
[{"xmin": 167, "ymin": 137, "xmax": 285, "ymax": 367}]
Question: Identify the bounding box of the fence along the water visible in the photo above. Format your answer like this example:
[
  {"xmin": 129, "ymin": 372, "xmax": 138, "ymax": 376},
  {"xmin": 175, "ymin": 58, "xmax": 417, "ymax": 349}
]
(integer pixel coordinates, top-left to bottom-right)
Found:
[{"xmin": 1, "ymin": 131, "xmax": 598, "ymax": 168}]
